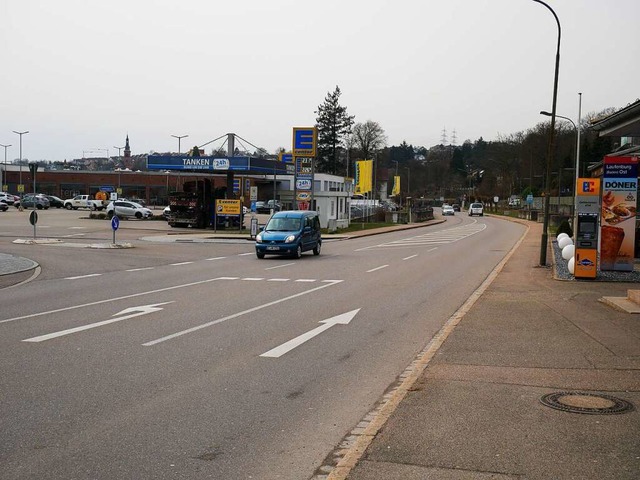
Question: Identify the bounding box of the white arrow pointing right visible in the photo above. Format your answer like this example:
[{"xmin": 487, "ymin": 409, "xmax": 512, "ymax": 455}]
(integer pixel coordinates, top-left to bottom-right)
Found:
[{"xmin": 260, "ymin": 309, "xmax": 360, "ymax": 358}]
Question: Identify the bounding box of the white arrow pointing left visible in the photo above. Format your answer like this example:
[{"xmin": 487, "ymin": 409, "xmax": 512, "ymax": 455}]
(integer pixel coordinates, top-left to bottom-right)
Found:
[
  {"xmin": 23, "ymin": 302, "xmax": 174, "ymax": 343},
  {"xmin": 260, "ymin": 309, "xmax": 360, "ymax": 358}
]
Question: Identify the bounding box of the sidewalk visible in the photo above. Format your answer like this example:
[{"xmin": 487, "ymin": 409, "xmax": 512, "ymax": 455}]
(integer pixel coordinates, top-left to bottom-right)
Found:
[{"xmin": 328, "ymin": 221, "xmax": 640, "ymax": 480}]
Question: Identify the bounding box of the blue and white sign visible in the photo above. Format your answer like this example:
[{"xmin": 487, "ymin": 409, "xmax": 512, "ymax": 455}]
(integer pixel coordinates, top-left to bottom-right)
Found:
[
  {"xmin": 296, "ymin": 179, "xmax": 312, "ymax": 190},
  {"xmin": 213, "ymin": 158, "xmax": 230, "ymax": 170},
  {"xmin": 111, "ymin": 215, "xmax": 120, "ymax": 231}
]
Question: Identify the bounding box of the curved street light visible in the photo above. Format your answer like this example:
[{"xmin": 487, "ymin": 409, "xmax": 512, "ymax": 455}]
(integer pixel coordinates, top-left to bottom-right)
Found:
[
  {"xmin": 0, "ymin": 143, "xmax": 11, "ymax": 190},
  {"xmin": 532, "ymin": 0, "xmax": 561, "ymax": 266}
]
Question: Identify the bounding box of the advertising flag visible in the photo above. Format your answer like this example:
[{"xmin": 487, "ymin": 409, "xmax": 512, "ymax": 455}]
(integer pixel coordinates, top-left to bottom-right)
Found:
[
  {"xmin": 392, "ymin": 175, "xmax": 401, "ymax": 196},
  {"xmin": 355, "ymin": 160, "xmax": 373, "ymax": 194}
]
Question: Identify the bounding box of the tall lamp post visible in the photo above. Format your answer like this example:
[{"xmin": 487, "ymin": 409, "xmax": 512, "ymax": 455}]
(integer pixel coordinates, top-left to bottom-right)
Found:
[
  {"xmin": 540, "ymin": 110, "xmax": 577, "ymax": 213},
  {"xmin": 532, "ymin": 0, "xmax": 561, "ymax": 266},
  {"xmin": 171, "ymin": 134, "xmax": 188, "ymax": 154},
  {"xmin": 0, "ymin": 143, "xmax": 10, "ymax": 190},
  {"xmin": 12, "ymin": 130, "xmax": 29, "ymax": 189}
]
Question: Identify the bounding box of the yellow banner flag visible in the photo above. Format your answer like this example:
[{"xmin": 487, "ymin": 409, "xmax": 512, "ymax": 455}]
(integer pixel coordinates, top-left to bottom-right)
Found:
[
  {"xmin": 392, "ymin": 175, "xmax": 401, "ymax": 196},
  {"xmin": 355, "ymin": 160, "xmax": 373, "ymax": 194}
]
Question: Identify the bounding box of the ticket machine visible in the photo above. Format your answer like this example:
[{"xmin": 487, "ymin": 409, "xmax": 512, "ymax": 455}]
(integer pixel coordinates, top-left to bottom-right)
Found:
[{"xmin": 574, "ymin": 178, "xmax": 600, "ymax": 279}]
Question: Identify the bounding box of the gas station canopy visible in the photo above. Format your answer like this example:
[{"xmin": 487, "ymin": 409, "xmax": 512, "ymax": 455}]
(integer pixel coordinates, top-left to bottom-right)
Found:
[{"xmin": 147, "ymin": 155, "xmax": 294, "ymax": 175}]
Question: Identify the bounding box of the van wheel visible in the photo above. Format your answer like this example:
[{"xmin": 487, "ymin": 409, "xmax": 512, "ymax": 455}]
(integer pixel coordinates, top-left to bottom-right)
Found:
[
  {"xmin": 294, "ymin": 244, "xmax": 302, "ymax": 259},
  {"xmin": 135, "ymin": 212, "xmax": 143, "ymax": 219},
  {"xmin": 256, "ymin": 252, "xmax": 265, "ymax": 259},
  {"xmin": 90, "ymin": 204, "xmax": 97, "ymax": 211},
  {"xmin": 313, "ymin": 242, "xmax": 321, "ymax": 256},
  {"xmin": 65, "ymin": 204, "xmax": 72, "ymax": 210}
]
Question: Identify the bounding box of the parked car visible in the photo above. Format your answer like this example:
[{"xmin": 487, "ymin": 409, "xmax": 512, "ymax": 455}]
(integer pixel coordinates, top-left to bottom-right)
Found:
[
  {"xmin": 163, "ymin": 205, "xmax": 171, "ymax": 220},
  {"xmin": 442, "ymin": 205, "xmax": 455, "ymax": 216},
  {"xmin": 255, "ymin": 210, "xmax": 322, "ymax": 259},
  {"xmin": 452, "ymin": 204, "xmax": 461, "ymax": 212},
  {"xmin": 106, "ymin": 200, "xmax": 153, "ymax": 219},
  {"xmin": 15, "ymin": 194, "xmax": 50, "ymax": 209},
  {"xmin": 0, "ymin": 192, "xmax": 15, "ymax": 206},
  {"xmin": 45, "ymin": 195, "xmax": 65, "ymax": 208},
  {"xmin": 0, "ymin": 200, "xmax": 8, "ymax": 212},
  {"xmin": 469, "ymin": 202, "xmax": 484, "ymax": 216},
  {"xmin": 256, "ymin": 200, "xmax": 281, "ymax": 214}
]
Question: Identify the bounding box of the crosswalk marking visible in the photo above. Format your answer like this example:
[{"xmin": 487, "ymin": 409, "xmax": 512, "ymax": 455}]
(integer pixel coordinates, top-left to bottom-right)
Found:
[{"xmin": 359, "ymin": 223, "xmax": 487, "ymax": 251}]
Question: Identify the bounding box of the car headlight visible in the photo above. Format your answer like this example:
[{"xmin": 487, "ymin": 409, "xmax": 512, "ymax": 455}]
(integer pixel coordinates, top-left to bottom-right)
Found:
[
  {"xmin": 256, "ymin": 233, "xmax": 263, "ymax": 243},
  {"xmin": 284, "ymin": 235, "xmax": 296, "ymax": 243}
]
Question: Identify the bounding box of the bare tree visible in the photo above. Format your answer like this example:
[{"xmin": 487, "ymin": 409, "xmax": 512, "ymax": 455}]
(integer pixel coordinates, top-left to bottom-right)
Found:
[{"xmin": 351, "ymin": 120, "xmax": 387, "ymax": 160}]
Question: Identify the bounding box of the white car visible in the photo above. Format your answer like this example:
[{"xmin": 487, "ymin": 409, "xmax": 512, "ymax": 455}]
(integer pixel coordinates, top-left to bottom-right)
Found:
[
  {"xmin": 107, "ymin": 200, "xmax": 153, "ymax": 219},
  {"xmin": 0, "ymin": 192, "xmax": 15, "ymax": 206},
  {"xmin": 468, "ymin": 202, "xmax": 484, "ymax": 216},
  {"xmin": 442, "ymin": 205, "xmax": 455, "ymax": 216}
]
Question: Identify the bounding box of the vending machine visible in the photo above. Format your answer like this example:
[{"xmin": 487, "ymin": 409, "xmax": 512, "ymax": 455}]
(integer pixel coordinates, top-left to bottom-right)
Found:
[{"xmin": 574, "ymin": 178, "xmax": 600, "ymax": 279}]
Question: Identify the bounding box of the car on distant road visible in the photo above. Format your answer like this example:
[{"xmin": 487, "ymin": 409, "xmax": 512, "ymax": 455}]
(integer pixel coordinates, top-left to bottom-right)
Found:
[
  {"xmin": 442, "ymin": 205, "xmax": 455, "ymax": 216},
  {"xmin": 45, "ymin": 195, "xmax": 65, "ymax": 208},
  {"xmin": 468, "ymin": 202, "xmax": 484, "ymax": 216},
  {"xmin": 15, "ymin": 194, "xmax": 50, "ymax": 210},
  {"xmin": 452, "ymin": 204, "xmax": 461, "ymax": 212},
  {"xmin": 106, "ymin": 200, "xmax": 153, "ymax": 219}
]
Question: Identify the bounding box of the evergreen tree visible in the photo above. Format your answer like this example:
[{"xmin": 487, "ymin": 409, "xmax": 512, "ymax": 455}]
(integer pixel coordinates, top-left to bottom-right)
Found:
[{"xmin": 315, "ymin": 86, "xmax": 355, "ymax": 175}]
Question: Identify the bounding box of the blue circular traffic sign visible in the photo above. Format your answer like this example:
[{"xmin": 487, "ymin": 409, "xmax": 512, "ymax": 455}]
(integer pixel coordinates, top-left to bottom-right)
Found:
[{"xmin": 111, "ymin": 215, "xmax": 120, "ymax": 231}]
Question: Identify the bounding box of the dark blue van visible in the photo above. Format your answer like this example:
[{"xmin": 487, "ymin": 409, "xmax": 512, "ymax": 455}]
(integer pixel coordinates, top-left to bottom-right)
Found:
[{"xmin": 255, "ymin": 210, "xmax": 322, "ymax": 259}]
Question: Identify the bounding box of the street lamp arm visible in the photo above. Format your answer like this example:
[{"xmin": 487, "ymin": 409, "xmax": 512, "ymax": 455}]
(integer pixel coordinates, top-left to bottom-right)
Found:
[{"xmin": 540, "ymin": 111, "xmax": 576, "ymax": 130}]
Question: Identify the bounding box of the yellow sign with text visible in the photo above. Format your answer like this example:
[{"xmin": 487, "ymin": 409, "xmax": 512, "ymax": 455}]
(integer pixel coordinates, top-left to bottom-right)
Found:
[{"xmin": 216, "ymin": 199, "xmax": 241, "ymax": 215}]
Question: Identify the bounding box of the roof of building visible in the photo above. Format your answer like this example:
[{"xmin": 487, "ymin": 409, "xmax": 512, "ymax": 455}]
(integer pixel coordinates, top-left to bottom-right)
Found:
[{"xmin": 590, "ymin": 99, "xmax": 640, "ymax": 137}]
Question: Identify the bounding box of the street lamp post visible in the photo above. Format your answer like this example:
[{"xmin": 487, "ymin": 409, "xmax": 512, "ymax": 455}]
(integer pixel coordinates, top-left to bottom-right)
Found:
[
  {"xmin": 532, "ymin": 0, "xmax": 561, "ymax": 267},
  {"xmin": 171, "ymin": 134, "xmax": 189, "ymax": 154},
  {"xmin": 12, "ymin": 130, "xmax": 29, "ymax": 189},
  {"xmin": 113, "ymin": 145, "xmax": 125, "ymax": 189},
  {"xmin": 0, "ymin": 143, "xmax": 11, "ymax": 190},
  {"xmin": 540, "ymin": 110, "xmax": 578, "ymax": 214}
]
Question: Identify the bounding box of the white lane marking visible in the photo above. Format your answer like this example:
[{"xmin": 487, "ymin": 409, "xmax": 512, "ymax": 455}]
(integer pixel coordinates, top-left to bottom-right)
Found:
[
  {"xmin": 65, "ymin": 273, "xmax": 102, "ymax": 280},
  {"xmin": 242, "ymin": 277, "xmax": 264, "ymax": 281},
  {"xmin": 267, "ymin": 278, "xmax": 290, "ymax": 282},
  {"xmin": 206, "ymin": 257, "xmax": 226, "ymax": 261},
  {"xmin": 260, "ymin": 309, "xmax": 360, "ymax": 358},
  {"xmin": 0, "ymin": 277, "xmax": 228, "ymax": 325},
  {"xmin": 238, "ymin": 252, "xmax": 254, "ymax": 256},
  {"xmin": 126, "ymin": 267, "xmax": 154, "ymax": 272},
  {"xmin": 69, "ymin": 227, "xmax": 87, "ymax": 230},
  {"xmin": 170, "ymin": 262, "xmax": 194, "ymax": 266},
  {"xmin": 402, "ymin": 254, "xmax": 418, "ymax": 261},
  {"xmin": 23, "ymin": 302, "xmax": 173, "ymax": 343},
  {"xmin": 142, "ymin": 280, "xmax": 344, "ymax": 346},
  {"xmin": 62, "ymin": 233, "xmax": 86, "ymax": 237},
  {"xmin": 366, "ymin": 265, "xmax": 388, "ymax": 273},
  {"xmin": 295, "ymin": 279, "xmax": 316, "ymax": 282},
  {"xmin": 265, "ymin": 263, "xmax": 295, "ymax": 270}
]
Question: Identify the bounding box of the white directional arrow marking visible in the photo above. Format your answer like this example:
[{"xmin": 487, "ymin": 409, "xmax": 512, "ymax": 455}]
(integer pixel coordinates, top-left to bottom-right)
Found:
[
  {"xmin": 23, "ymin": 302, "xmax": 174, "ymax": 343},
  {"xmin": 260, "ymin": 309, "xmax": 360, "ymax": 358}
]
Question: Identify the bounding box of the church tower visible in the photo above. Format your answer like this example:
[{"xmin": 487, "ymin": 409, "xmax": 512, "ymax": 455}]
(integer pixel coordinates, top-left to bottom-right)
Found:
[{"xmin": 123, "ymin": 135, "xmax": 132, "ymax": 168}]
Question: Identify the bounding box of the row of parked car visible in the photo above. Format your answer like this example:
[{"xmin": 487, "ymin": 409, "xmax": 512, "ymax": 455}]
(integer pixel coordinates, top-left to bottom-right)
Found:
[{"xmin": 0, "ymin": 192, "xmax": 65, "ymax": 210}]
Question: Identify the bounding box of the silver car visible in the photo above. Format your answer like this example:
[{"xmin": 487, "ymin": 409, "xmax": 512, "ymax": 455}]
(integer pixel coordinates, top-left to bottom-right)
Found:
[
  {"xmin": 468, "ymin": 202, "xmax": 484, "ymax": 216},
  {"xmin": 107, "ymin": 200, "xmax": 153, "ymax": 219}
]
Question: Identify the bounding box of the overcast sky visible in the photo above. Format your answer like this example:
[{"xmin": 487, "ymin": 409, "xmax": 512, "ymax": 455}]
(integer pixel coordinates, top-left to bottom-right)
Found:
[{"xmin": 2, "ymin": 0, "xmax": 639, "ymax": 162}]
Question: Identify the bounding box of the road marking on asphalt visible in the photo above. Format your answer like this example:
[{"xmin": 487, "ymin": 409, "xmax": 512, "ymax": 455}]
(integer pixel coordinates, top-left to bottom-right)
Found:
[
  {"xmin": 260, "ymin": 309, "xmax": 360, "ymax": 358},
  {"xmin": 267, "ymin": 278, "xmax": 290, "ymax": 282},
  {"xmin": 265, "ymin": 263, "xmax": 295, "ymax": 270},
  {"xmin": 65, "ymin": 273, "xmax": 102, "ymax": 280},
  {"xmin": 23, "ymin": 302, "xmax": 174, "ymax": 343},
  {"xmin": 170, "ymin": 262, "xmax": 194, "ymax": 266},
  {"xmin": 402, "ymin": 254, "xmax": 418, "ymax": 260},
  {"xmin": 238, "ymin": 252, "xmax": 254, "ymax": 256},
  {"xmin": 206, "ymin": 257, "xmax": 226, "ymax": 261},
  {"xmin": 126, "ymin": 267, "xmax": 154, "ymax": 272},
  {"xmin": 142, "ymin": 280, "xmax": 344, "ymax": 346},
  {"xmin": 357, "ymin": 223, "xmax": 487, "ymax": 251},
  {"xmin": 242, "ymin": 277, "xmax": 264, "ymax": 281},
  {"xmin": 295, "ymin": 279, "xmax": 316, "ymax": 282},
  {"xmin": 366, "ymin": 265, "xmax": 388, "ymax": 273}
]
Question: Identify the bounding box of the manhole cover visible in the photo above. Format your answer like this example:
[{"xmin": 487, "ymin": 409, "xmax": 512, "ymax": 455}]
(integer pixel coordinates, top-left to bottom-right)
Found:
[{"xmin": 540, "ymin": 392, "xmax": 634, "ymax": 415}]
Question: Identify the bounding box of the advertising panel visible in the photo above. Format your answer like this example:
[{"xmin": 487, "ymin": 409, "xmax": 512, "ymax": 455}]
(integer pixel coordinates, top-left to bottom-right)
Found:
[
  {"xmin": 600, "ymin": 156, "xmax": 638, "ymax": 271},
  {"xmin": 392, "ymin": 175, "xmax": 400, "ymax": 196},
  {"xmin": 215, "ymin": 199, "xmax": 241, "ymax": 215}
]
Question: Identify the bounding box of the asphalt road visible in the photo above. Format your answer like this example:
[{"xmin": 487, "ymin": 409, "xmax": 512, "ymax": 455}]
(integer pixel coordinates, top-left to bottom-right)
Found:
[{"xmin": 0, "ymin": 208, "xmax": 525, "ymax": 479}]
